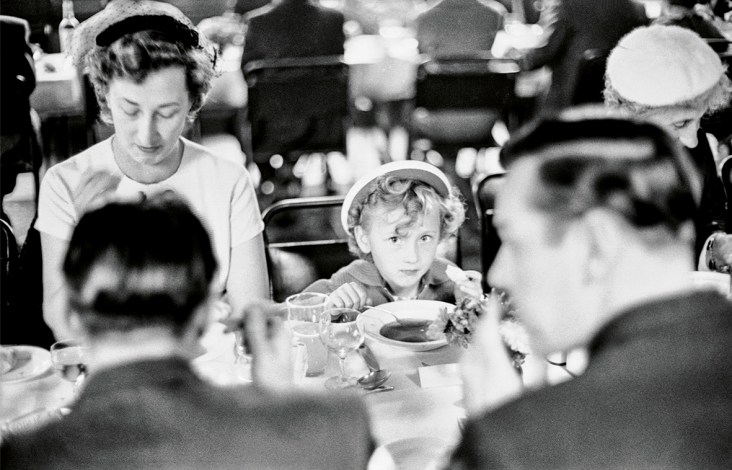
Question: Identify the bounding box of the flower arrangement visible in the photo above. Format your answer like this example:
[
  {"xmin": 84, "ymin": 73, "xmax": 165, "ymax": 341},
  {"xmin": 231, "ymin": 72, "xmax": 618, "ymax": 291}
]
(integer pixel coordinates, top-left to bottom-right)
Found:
[{"xmin": 428, "ymin": 293, "xmax": 529, "ymax": 371}]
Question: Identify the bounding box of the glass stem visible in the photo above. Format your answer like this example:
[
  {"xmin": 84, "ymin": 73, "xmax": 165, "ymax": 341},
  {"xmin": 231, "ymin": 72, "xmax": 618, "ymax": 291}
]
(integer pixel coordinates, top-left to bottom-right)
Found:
[{"xmin": 338, "ymin": 353, "xmax": 348, "ymax": 379}]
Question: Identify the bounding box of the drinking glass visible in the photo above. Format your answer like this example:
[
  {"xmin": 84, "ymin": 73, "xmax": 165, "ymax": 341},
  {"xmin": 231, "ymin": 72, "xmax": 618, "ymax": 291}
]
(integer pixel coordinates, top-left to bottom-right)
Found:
[
  {"xmin": 319, "ymin": 308, "xmax": 364, "ymax": 390},
  {"xmin": 286, "ymin": 292, "xmax": 329, "ymax": 377},
  {"xmin": 50, "ymin": 340, "xmax": 88, "ymax": 393}
]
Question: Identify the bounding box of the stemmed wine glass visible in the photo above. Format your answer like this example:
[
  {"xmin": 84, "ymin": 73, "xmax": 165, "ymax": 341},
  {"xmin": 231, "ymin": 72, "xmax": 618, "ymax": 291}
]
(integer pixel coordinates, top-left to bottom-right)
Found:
[
  {"xmin": 319, "ymin": 308, "xmax": 364, "ymax": 390},
  {"xmin": 50, "ymin": 340, "xmax": 88, "ymax": 394}
]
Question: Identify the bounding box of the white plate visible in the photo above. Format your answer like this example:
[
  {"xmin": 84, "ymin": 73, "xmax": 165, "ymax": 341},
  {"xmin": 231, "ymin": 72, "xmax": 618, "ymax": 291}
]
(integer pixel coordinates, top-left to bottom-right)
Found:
[
  {"xmin": 358, "ymin": 300, "xmax": 451, "ymax": 351},
  {"xmin": 0, "ymin": 345, "xmax": 52, "ymax": 383}
]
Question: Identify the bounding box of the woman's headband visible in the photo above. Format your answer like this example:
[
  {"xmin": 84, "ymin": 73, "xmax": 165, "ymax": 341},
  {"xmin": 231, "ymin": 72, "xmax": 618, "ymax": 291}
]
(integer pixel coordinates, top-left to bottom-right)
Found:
[{"xmin": 95, "ymin": 15, "xmax": 200, "ymax": 48}]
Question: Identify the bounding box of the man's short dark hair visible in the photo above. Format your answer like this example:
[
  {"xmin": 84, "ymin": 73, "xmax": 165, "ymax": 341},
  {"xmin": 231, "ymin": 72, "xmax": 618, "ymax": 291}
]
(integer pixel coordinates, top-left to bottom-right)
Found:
[
  {"xmin": 63, "ymin": 196, "xmax": 218, "ymax": 336},
  {"xmin": 500, "ymin": 117, "xmax": 701, "ymax": 241}
]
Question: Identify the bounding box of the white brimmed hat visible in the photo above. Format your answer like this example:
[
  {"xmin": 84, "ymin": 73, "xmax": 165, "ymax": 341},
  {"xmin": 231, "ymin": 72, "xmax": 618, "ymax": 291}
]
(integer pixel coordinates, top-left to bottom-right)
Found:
[
  {"xmin": 606, "ymin": 25, "xmax": 725, "ymax": 107},
  {"xmin": 341, "ymin": 161, "xmax": 452, "ymax": 232},
  {"xmin": 69, "ymin": 0, "xmax": 212, "ymax": 69}
]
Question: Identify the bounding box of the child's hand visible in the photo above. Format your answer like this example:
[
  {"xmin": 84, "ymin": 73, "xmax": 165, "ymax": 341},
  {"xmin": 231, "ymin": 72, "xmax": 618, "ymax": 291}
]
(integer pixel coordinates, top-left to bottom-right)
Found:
[
  {"xmin": 453, "ymin": 270, "xmax": 484, "ymax": 301},
  {"xmin": 328, "ymin": 282, "xmax": 370, "ymax": 310}
]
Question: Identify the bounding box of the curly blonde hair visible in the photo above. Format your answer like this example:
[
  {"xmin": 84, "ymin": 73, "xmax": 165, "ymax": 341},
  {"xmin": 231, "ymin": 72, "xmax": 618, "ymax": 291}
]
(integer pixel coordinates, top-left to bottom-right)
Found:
[{"xmin": 346, "ymin": 176, "xmax": 466, "ymax": 260}]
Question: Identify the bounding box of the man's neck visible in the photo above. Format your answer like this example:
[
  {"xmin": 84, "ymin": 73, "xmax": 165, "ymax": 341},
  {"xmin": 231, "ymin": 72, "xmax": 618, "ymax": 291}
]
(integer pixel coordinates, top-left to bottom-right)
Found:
[
  {"xmin": 600, "ymin": 247, "xmax": 695, "ymax": 324},
  {"xmin": 86, "ymin": 327, "xmax": 196, "ymax": 374}
]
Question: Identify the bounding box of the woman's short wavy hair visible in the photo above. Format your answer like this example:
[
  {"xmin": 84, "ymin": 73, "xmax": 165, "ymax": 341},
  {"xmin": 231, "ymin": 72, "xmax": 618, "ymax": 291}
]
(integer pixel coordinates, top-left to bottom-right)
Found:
[
  {"xmin": 604, "ymin": 70, "xmax": 732, "ymax": 116},
  {"xmin": 87, "ymin": 29, "xmax": 215, "ymax": 125},
  {"xmin": 500, "ymin": 117, "xmax": 701, "ymax": 248},
  {"xmin": 346, "ymin": 176, "xmax": 466, "ymax": 260},
  {"xmin": 63, "ymin": 196, "xmax": 217, "ymax": 337}
]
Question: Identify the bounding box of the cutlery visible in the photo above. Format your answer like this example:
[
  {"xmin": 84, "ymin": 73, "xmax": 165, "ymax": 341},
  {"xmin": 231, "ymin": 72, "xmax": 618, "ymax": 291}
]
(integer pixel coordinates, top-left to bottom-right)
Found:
[{"xmin": 363, "ymin": 385, "xmax": 394, "ymax": 394}]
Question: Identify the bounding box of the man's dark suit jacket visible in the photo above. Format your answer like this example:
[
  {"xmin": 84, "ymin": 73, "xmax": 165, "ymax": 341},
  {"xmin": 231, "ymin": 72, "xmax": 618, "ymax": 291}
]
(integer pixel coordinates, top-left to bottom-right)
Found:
[
  {"xmin": 241, "ymin": 0, "xmax": 346, "ymax": 165},
  {"xmin": 448, "ymin": 291, "xmax": 732, "ymax": 469},
  {"xmin": 1, "ymin": 358, "xmax": 374, "ymax": 470},
  {"xmin": 242, "ymin": 0, "xmax": 344, "ymax": 63},
  {"xmin": 523, "ymin": 0, "xmax": 647, "ymax": 112},
  {"xmin": 1, "ymin": 15, "xmax": 37, "ymax": 198},
  {"xmin": 415, "ymin": 0, "xmax": 505, "ymax": 56}
]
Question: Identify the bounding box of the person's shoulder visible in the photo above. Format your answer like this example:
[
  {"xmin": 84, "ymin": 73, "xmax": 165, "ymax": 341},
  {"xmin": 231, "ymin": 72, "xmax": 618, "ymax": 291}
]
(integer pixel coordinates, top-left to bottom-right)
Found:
[
  {"xmin": 285, "ymin": 390, "xmax": 371, "ymax": 423},
  {"xmin": 226, "ymin": 387, "xmax": 369, "ymax": 422},
  {"xmin": 468, "ymin": 378, "xmax": 587, "ymax": 442},
  {"xmin": 181, "ymin": 138, "xmax": 247, "ymax": 173},
  {"xmin": 0, "ymin": 418, "xmax": 69, "ymax": 470},
  {"xmin": 338, "ymin": 259, "xmax": 382, "ymax": 282},
  {"xmin": 45, "ymin": 138, "xmax": 115, "ymax": 179}
]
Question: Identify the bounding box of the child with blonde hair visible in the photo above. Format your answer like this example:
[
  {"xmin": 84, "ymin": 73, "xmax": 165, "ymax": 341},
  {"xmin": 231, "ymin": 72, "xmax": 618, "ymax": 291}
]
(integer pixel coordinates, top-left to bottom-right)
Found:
[{"xmin": 304, "ymin": 161, "xmax": 482, "ymax": 309}]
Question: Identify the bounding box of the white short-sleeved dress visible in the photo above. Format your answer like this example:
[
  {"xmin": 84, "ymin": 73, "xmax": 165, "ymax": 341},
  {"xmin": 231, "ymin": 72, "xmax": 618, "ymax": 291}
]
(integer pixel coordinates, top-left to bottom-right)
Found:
[{"xmin": 35, "ymin": 136, "xmax": 264, "ymax": 293}]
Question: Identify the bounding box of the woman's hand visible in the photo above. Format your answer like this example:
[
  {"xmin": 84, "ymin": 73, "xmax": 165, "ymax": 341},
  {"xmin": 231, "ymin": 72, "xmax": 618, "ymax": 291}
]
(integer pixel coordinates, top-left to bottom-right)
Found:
[
  {"xmin": 460, "ymin": 295, "xmax": 523, "ymax": 417},
  {"xmin": 72, "ymin": 170, "xmax": 122, "ymax": 216},
  {"xmin": 454, "ymin": 270, "xmax": 483, "ymax": 302},
  {"xmin": 328, "ymin": 282, "xmax": 369, "ymax": 310}
]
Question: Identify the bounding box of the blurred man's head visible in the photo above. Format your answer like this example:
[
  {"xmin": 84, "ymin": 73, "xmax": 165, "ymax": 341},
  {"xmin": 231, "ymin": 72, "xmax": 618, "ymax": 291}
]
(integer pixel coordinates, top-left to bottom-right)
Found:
[
  {"xmin": 493, "ymin": 117, "xmax": 700, "ymax": 355},
  {"xmin": 63, "ymin": 196, "xmax": 217, "ymax": 339},
  {"xmin": 604, "ymin": 25, "xmax": 732, "ymax": 148}
]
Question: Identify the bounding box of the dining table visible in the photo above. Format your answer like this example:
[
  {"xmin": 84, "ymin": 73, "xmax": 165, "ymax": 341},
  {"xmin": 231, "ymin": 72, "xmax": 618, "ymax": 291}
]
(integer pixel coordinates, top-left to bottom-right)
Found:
[
  {"xmin": 0, "ymin": 306, "xmax": 576, "ymax": 470},
  {"xmin": 7, "ymin": 267, "xmax": 724, "ymax": 468},
  {"xmin": 0, "ymin": 321, "xmax": 464, "ymax": 470}
]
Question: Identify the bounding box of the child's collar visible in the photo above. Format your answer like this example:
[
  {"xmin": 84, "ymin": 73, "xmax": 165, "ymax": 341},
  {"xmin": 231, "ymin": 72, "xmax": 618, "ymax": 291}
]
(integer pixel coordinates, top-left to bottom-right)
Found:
[{"xmin": 347, "ymin": 258, "xmax": 455, "ymax": 289}]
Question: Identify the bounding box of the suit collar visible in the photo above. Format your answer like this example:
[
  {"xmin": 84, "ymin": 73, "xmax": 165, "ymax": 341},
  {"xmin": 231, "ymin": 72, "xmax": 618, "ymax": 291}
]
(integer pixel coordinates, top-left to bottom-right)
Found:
[
  {"xmin": 588, "ymin": 290, "xmax": 731, "ymax": 359},
  {"xmin": 81, "ymin": 356, "xmax": 196, "ymax": 400}
]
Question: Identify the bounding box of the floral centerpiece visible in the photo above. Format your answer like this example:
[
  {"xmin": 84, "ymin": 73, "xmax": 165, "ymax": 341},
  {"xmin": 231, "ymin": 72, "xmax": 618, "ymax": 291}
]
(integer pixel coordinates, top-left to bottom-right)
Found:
[{"xmin": 427, "ymin": 293, "xmax": 529, "ymax": 372}]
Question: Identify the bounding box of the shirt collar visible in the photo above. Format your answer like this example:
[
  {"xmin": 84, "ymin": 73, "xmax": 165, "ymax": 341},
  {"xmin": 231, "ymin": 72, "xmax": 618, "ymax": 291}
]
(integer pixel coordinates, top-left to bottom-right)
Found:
[{"xmin": 348, "ymin": 258, "xmax": 454, "ymax": 288}]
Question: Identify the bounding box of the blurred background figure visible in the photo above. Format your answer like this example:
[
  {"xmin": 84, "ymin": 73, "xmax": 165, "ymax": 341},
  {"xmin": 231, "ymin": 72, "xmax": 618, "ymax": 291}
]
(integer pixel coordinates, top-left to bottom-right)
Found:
[
  {"xmin": 241, "ymin": 0, "xmax": 346, "ymax": 204},
  {"xmin": 1, "ymin": 197, "xmax": 374, "ymax": 470},
  {"xmin": 519, "ymin": 0, "xmax": 648, "ymax": 114},
  {"xmin": 0, "ymin": 15, "xmax": 53, "ymax": 349},
  {"xmin": 1, "ymin": 16, "xmax": 40, "ymax": 220},
  {"xmin": 242, "ymin": 0, "xmax": 345, "ymax": 62},
  {"xmin": 654, "ymin": 0, "xmax": 729, "ymax": 51},
  {"xmin": 415, "ymin": 0, "xmax": 506, "ymax": 57},
  {"xmin": 604, "ymin": 25, "xmax": 732, "ymax": 269}
]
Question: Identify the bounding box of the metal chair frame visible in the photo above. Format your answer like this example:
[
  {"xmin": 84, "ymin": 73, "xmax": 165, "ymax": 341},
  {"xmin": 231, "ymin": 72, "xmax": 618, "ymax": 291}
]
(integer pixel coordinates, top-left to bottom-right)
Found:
[
  {"xmin": 261, "ymin": 195, "xmax": 355, "ymax": 301},
  {"xmin": 472, "ymin": 171, "xmax": 506, "ymax": 291}
]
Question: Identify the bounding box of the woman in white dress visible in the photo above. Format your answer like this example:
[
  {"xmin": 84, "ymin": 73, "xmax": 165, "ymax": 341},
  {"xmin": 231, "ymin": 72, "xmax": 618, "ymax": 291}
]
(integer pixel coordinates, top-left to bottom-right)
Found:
[{"xmin": 37, "ymin": 4, "xmax": 269, "ymax": 340}]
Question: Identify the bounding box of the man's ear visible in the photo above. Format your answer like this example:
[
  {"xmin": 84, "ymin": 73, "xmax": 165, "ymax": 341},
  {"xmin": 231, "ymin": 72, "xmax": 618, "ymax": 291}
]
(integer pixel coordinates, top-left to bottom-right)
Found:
[
  {"xmin": 354, "ymin": 226, "xmax": 371, "ymax": 254},
  {"xmin": 581, "ymin": 208, "xmax": 624, "ymax": 283}
]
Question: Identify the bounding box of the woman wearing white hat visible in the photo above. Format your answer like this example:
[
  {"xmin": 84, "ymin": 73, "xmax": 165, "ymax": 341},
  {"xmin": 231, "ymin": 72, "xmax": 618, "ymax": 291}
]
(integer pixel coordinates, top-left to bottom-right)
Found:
[{"xmin": 604, "ymin": 24, "xmax": 732, "ymax": 272}]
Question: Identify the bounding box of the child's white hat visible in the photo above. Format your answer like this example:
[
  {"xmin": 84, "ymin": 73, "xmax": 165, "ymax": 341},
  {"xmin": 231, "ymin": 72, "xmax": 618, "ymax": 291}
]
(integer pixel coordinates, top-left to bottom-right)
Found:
[
  {"xmin": 605, "ymin": 25, "xmax": 725, "ymax": 107},
  {"xmin": 341, "ymin": 161, "xmax": 452, "ymax": 232}
]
